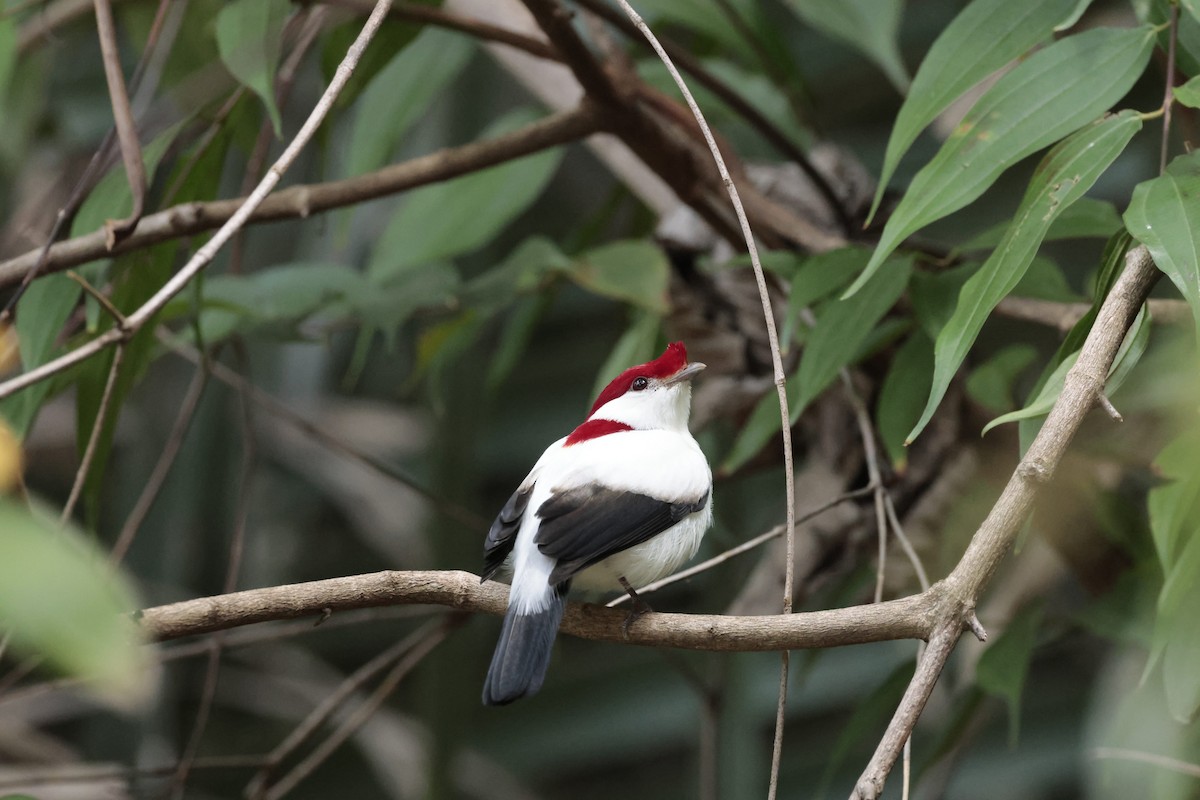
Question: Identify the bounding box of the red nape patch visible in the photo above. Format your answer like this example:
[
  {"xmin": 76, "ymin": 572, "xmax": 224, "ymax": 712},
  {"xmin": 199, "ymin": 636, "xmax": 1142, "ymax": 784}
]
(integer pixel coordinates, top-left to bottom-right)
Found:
[
  {"xmin": 587, "ymin": 342, "xmax": 689, "ymax": 417},
  {"xmin": 565, "ymin": 419, "xmax": 633, "ymax": 446}
]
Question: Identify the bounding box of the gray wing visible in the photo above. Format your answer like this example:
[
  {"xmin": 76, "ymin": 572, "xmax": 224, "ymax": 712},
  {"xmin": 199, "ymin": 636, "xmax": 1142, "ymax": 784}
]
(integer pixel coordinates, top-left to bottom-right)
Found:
[{"xmin": 482, "ymin": 485, "xmax": 532, "ymax": 582}]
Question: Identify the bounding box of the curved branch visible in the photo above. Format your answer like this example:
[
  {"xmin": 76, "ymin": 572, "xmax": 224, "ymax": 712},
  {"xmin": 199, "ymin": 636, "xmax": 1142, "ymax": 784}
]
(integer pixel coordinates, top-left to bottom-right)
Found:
[{"xmin": 137, "ymin": 569, "xmax": 938, "ymax": 650}]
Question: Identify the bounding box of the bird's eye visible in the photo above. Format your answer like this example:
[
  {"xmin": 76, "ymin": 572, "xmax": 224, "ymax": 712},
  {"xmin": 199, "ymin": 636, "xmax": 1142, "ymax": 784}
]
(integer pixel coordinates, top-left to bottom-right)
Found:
[{"xmin": 631, "ymin": 376, "xmax": 649, "ymax": 391}]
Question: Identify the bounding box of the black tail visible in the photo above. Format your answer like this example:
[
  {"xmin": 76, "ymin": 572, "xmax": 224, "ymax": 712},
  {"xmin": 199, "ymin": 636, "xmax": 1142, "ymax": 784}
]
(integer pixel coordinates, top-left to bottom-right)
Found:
[{"xmin": 482, "ymin": 587, "xmax": 567, "ymax": 706}]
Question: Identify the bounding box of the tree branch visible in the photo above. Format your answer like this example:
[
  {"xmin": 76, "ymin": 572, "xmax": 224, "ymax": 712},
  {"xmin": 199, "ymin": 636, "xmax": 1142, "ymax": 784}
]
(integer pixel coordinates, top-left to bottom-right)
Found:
[
  {"xmin": 137, "ymin": 569, "xmax": 937, "ymax": 649},
  {"xmin": 0, "ymin": 104, "xmax": 601, "ymax": 292},
  {"xmin": 849, "ymin": 245, "xmax": 1160, "ymax": 800}
]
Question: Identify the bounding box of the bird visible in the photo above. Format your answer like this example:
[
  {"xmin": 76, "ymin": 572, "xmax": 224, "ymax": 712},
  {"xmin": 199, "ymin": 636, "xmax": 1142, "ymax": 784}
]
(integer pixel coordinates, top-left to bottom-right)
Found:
[{"xmin": 480, "ymin": 341, "xmax": 713, "ymax": 706}]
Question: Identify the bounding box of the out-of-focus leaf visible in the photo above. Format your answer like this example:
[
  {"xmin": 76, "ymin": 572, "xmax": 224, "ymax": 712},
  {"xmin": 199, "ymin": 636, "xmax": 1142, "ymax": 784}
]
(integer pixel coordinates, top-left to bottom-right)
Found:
[
  {"xmin": 982, "ymin": 304, "xmax": 1149, "ymax": 436},
  {"xmin": 487, "ymin": 294, "xmax": 551, "ymax": 393},
  {"xmin": 867, "ymin": 0, "xmax": 1081, "ymax": 222},
  {"xmin": 785, "ymin": 0, "xmax": 909, "ymax": 92},
  {"xmin": 781, "ymin": 247, "xmax": 868, "ymax": 350},
  {"xmin": 723, "ymin": 257, "xmax": 911, "ymax": 474},
  {"xmin": 591, "ymin": 311, "xmax": 662, "ymax": 400},
  {"xmin": 876, "ymin": 332, "xmax": 933, "ymax": 470},
  {"xmin": 961, "ymin": 197, "xmax": 1123, "ymax": 252},
  {"xmin": 567, "ymin": 241, "xmax": 670, "ymax": 315},
  {"xmin": 1173, "ymin": 74, "xmax": 1200, "ymax": 108},
  {"xmin": 346, "ymin": 27, "xmax": 474, "ymax": 178},
  {"xmin": 0, "ymin": 499, "xmax": 152, "ymax": 707},
  {"xmin": 1124, "ymin": 150, "xmax": 1200, "ymax": 342},
  {"xmin": 0, "ymin": 16, "xmax": 15, "ymax": 103},
  {"xmin": 1148, "ymin": 428, "xmax": 1200, "ymax": 568},
  {"xmin": 908, "ymin": 111, "xmax": 1142, "ymax": 444},
  {"xmin": 965, "ymin": 344, "xmax": 1038, "ymax": 414},
  {"xmin": 369, "ymin": 108, "xmax": 564, "ymax": 282},
  {"xmin": 1, "ymin": 274, "xmax": 80, "ymax": 436},
  {"xmin": 1156, "ymin": 526, "xmax": 1200, "ymax": 722},
  {"xmin": 320, "ymin": 18, "xmax": 421, "ymax": 112},
  {"xmin": 816, "ymin": 659, "xmax": 914, "ymax": 797},
  {"xmin": 460, "ymin": 237, "xmax": 569, "ymax": 313},
  {"xmin": 977, "ymin": 602, "xmax": 1044, "ymax": 746},
  {"xmin": 851, "ymin": 27, "xmax": 1155, "ymax": 296},
  {"xmin": 215, "ymin": 0, "xmax": 289, "ymax": 137},
  {"xmin": 1012, "ymin": 257, "xmax": 1083, "ymax": 303},
  {"xmin": 633, "ymin": 0, "xmax": 758, "ymax": 62}
]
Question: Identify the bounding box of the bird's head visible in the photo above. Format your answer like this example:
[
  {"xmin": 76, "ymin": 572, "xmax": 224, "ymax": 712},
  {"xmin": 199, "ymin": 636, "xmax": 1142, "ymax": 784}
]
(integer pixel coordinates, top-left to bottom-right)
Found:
[{"xmin": 585, "ymin": 342, "xmax": 705, "ymax": 432}]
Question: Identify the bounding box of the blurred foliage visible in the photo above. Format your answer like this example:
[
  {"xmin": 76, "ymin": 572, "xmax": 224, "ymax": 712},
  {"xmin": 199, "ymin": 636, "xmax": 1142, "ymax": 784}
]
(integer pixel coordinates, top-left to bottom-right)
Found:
[{"xmin": 0, "ymin": 0, "xmax": 1198, "ymax": 798}]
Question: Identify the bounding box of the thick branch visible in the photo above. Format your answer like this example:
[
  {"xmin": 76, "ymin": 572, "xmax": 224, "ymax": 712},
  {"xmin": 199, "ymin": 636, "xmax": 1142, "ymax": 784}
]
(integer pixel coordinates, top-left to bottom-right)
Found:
[
  {"xmin": 0, "ymin": 105, "xmax": 601, "ymax": 290},
  {"xmin": 849, "ymin": 245, "xmax": 1160, "ymax": 800},
  {"xmin": 137, "ymin": 569, "xmax": 938, "ymax": 650}
]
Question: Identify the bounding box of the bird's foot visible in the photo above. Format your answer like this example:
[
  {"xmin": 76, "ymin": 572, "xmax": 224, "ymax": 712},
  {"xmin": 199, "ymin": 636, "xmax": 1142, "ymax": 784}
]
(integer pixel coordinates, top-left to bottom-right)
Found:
[{"xmin": 618, "ymin": 577, "xmax": 652, "ymax": 636}]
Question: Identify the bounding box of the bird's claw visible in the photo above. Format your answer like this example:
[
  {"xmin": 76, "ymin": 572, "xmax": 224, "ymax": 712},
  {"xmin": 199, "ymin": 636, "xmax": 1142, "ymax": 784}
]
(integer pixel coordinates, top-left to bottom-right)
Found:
[{"xmin": 618, "ymin": 577, "xmax": 652, "ymax": 637}]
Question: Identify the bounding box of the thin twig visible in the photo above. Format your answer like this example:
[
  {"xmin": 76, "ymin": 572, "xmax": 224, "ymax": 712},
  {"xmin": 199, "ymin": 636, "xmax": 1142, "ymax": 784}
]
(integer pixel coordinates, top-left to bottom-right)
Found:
[
  {"xmin": 608, "ymin": 484, "xmax": 875, "ymax": 606},
  {"xmin": 65, "ymin": 270, "xmax": 127, "ymax": 327},
  {"xmin": 93, "ymin": 0, "xmax": 147, "ymax": 247},
  {"xmin": 59, "ymin": 343, "xmax": 126, "ymax": 525},
  {"xmin": 244, "ymin": 620, "xmax": 444, "ymax": 798},
  {"xmin": 0, "ymin": 755, "xmax": 272, "ymax": 791},
  {"xmin": 1161, "ymin": 2, "xmax": 1179, "ymax": 175},
  {"xmin": 600, "ymin": 5, "xmax": 796, "ymax": 795},
  {"xmin": 109, "ymin": 360, "xmax": 209, "ymax": 564},
  {"xmin": 259, "ymin": 619, "xmax": 456, "ymax": 800},
  {"xmin": 0, "ymin": 0, "xmax": 398, "ymax": 402},
  {"xmin": 158, "ymin": 332, "xmax": 488, "ymax": 530},
  {"xmin": 1091, "ymin": 747, "xmax": 1200, "ymax": 778}
]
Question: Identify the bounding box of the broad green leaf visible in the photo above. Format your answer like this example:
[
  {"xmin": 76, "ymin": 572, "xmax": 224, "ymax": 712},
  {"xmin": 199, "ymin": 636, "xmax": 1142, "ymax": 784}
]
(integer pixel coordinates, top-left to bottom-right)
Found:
[
  {"xmin": 965, "ymin": 344, "xmax": 1038, "ymax": 414},
  {"xmin": 459, "ymin": 237, "xmax": 570, "ymax": 313},
  {"xmin": 786, "ymin": 0, "xmax": 909, "ymax": 92},
  {"xmin": 851, "ymin": 26, "xmax": 1155, "ymax": 296},
  {"xmin": 982, "ymin": 352, "xmax": 1076, "ymax": 436},
  {"xmin": 723, "ymin": 257, "xmax": 911, "ymax": 473},
  {"xmin": 215, "ymin": 0, "xmax": 290, "ymax": 137},
  {"xmin": 961, "ymin": 197, "xmax": 1122, "ymax": 252},
  {"xmin": 591, "ymin": 311, "xmax": 662, "ymax": 400},
  {"xmin": 346, "ymin": 27, "xmax": 475, "ymax": 178},
  {"xmin": 977, "ymin": 603, "xmax": 1044, "ymax": 746},
  {"xmin": 1172, "ymin": 74, "xmax": 1200, "ymax": 108},
  {"xmin": 1148, "ymin": 428, "xmax": 1200, "ymax": 568},
  {"xmin": 487, "ymin": 294, "xmax": 551, "ymax": 393},
  {"xmin": 569, "ymin": 241, "xmax": 670, "ymax": 314},
  {"xmin": 320, "ymin": 18, "xmax": 422, "ymax": 112},
  {"xmin": 633, "ymin": 0, "xmax": 759, "ymax": 63},
  {"xmin": 1, "ymin": 274, "xmax": 80, "ymax": 436},
  {"xmin": 908, "ymin": 111, "xmax": 1142, "ymax": 444},
  {"xmin": 1185, "ymin": 0, "xmax": 1200, "ymax": 25},
  {"xmin": 867, "ymin": 0, "xmax": 1081, "ymax": 222},
  {"xmin": 0, "ymin": 499, "xmax": 152, "ymax": 707},
  {"xmin": 1012, "ymin": 256, "xmax": 1082, "ymax": 303},
  {"xmin": 781, "ymin": 247, "xmax": 868, "ymax": 350},
  {"xmin": 909, "ymin": 262, "xmax": 976, "ymax": 341},
  {"xmin": 1124, "ymin": 150, "xmax": 1200, "ymax": 343},
  {"xmin": 369, "ymin": 108, "xmax": 564, "ymax": 282},
  {"xmin": 876, "ymin": 331, "xmax": 934, "ymax": 470}
]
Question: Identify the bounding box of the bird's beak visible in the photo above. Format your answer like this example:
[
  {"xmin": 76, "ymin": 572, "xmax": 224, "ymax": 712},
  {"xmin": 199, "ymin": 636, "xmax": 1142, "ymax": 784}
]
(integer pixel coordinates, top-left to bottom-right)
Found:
[{"xmin": 665, "ymin": 362, "xmax": 706, "ymax": 385}]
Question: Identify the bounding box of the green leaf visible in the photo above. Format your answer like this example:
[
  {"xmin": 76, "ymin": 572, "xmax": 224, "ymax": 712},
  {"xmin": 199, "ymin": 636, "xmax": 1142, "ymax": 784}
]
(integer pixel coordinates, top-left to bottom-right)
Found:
[
  {"xmin": 1124, "ymin": 150, "xmax": 1200, "ymax": 343},
  {"xmin": 908, "ymin": 111, "xmax": 1142, "ymax": 444},
  {"xmin": 368, "ymin": 108, "xmax": 564, "ymax": 282},
  {"xmin": 780, "ymin": 247, "xmax": 868, "ymax": 351},
  {"xmin": 982, "ymin": 304, "xmax": 1149, "ymax": 436},
  {"xmin": 591, "ymin": 311, "xmax": 662, "ymax": 400},
  {"xmin": 319, "ymin": 18, "xmax": 423, "ymax": 112},
  {"xmin": 961, "ymin": 197, "xmax": 1122, "ymax": 252},
  {"xmin": 1, "ymin": 274, "xmax": 81, "ymax": 436},
  {"xmin": 215, "ymin": 0, "xmax": 290, "ymax": 137},
  {"xmin": 977, "ymin": 602, "xmax": 1044, "ymax": 747},
  {"xmin": 0, "ymin": 16, "xmax": 15, "ymax": 104},
  {"xmin": 1172, "ymin": 74, "xmax": 1200, "ymax": 108},
  {"xmin": 1012, "ymin": 256, "xmax": 1083, "ymax": 303},
  {"xmin": 1148, "ymin": 428, "xmax": 1200, "ymax": 568},
  {"xmin": 0, "ymin": 499, "xmax": 151, "ymax": 707},
  {"xmin": 568, "ymin": 240, "xmax": 670, "ymax": 314},
  {"xmin": 876, "ymin": 331, "xmax": 934, "ymax": 470},
  {"xmin": 852, "ymin": 26, "xmax": 1155, "ymax": 296},
  {"xmin": 1156, "ymin": 528, "xmax": 1200, "ymax": 722},
  {"xmin": 487, "ymin": 293, "xmax": 551, "ymax": 393},
  {"xmin": 965, "ymin": 344, "xmax": 1038, "ymax": 414},
  {"xmin": 346, "ymin": 27, "xmax": 475, "ymax": 178},
  {"xmin": 723, "ymin": 257, "xmax": 911, "ymax": 474},
  {"xmin": 909, "ymin": 262, "xmax": 976, "ymax": 341},
  {"xmin": 785, "ymin": 0, "xmax": 909, "ymax": 92},
  {"xmin": 867, "ymin": 0, "xmax": 1081, "ymax": 223}
]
